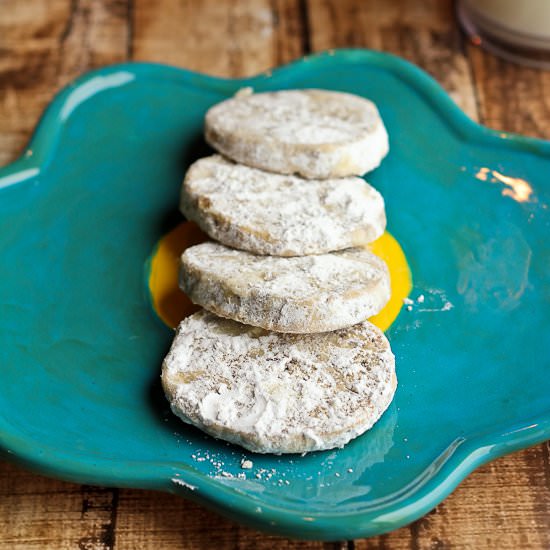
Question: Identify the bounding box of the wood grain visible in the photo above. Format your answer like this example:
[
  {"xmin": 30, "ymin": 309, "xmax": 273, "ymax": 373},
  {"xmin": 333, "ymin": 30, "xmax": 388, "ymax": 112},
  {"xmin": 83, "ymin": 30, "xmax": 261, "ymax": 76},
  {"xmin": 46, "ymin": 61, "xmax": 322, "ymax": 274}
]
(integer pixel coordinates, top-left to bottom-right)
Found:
[
  {"xmin": 0, "ymin": 0, "xmax": 129, "ymax": 166},
  {"xmin": 307, "ymin": 0, "xmax": 478, "ymax": 120},
  {"xmin": 1, "ymin": 0, "xmax": 549, "ymax": 548},
  {"xmin": 0, "ymin": 461, "xmax": 118, "ymax": 549},
  {"xmin": 115, "ymin": 487, "xmax": 340, "ymax": 550},
  {"xmin": 467, "ymin": 43, "xmax": 550, "ymax": 138},
  {"xmin": 132, "ymin": 0, "xmax": 306, "ymax": 76}
]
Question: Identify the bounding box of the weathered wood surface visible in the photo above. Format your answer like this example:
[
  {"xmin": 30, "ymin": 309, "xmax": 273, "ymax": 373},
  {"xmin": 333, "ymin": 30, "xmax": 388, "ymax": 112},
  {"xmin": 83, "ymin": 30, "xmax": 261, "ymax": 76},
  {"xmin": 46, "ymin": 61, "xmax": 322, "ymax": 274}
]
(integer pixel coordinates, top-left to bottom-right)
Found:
[{"xmin": 1, "ymin": 0, "xmax": 549, "ymax": 548}]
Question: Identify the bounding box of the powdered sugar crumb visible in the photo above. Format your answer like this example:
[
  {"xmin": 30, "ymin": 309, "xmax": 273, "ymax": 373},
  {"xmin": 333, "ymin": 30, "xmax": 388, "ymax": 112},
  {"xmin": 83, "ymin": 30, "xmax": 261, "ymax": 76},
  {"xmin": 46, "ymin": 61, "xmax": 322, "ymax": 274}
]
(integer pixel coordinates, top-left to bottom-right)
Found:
[{"xmin": 172, "ymin": 478, "xmax": 197, "ymax": 491}]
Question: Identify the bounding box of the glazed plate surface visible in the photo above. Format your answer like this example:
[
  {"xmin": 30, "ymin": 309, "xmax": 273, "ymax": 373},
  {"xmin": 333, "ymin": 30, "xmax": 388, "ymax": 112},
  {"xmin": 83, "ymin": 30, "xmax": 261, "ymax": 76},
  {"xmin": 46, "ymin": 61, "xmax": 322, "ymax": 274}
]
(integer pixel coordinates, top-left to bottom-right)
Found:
[{"xmin": 0, "ymin": 50, "xmax": 549, "ymax": 539}]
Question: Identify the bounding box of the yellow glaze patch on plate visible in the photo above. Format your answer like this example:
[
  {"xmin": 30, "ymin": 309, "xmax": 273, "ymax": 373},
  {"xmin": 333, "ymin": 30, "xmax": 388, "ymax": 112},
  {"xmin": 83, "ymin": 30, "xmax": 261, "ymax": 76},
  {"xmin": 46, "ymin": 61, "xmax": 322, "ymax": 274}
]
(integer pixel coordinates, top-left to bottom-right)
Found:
[{"xmin": 149, "ymin": 222, "xmax": 412, "ymax": 331}]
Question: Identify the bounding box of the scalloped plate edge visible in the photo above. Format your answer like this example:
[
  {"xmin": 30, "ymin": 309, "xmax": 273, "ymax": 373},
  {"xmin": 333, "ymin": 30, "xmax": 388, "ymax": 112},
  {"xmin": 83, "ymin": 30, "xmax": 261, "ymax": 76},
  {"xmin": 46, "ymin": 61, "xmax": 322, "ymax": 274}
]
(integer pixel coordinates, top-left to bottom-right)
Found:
[{"xmin": 1, "ymin": 49, "xmax": 550, "ymax": 540}]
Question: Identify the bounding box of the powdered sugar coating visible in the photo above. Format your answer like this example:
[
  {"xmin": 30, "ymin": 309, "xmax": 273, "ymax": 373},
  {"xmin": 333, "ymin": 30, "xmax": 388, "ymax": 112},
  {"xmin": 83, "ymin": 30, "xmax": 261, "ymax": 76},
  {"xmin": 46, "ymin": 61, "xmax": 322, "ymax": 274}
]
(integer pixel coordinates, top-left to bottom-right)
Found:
[
  {"xmin": 162, "ymin": 310, "xmax": 396, "ymax": 454},
  {"xmin": 181, "ymin": 155, "xmax": 386, "ymax": 256},
  {"xmin": 180, "ymin": 242, "xmax": 390, "ymax": 333},
  {"xmin": 205, "ymin": 89, "xmax": 389, "ymax": 179}
]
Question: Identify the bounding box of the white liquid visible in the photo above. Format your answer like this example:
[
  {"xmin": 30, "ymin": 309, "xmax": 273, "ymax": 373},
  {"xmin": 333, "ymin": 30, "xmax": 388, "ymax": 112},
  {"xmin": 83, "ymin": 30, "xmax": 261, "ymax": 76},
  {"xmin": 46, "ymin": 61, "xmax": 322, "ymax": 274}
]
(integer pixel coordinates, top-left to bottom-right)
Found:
[{"xmin": 464, "ymin": 0, "xmax": 550, "ymax": 48}]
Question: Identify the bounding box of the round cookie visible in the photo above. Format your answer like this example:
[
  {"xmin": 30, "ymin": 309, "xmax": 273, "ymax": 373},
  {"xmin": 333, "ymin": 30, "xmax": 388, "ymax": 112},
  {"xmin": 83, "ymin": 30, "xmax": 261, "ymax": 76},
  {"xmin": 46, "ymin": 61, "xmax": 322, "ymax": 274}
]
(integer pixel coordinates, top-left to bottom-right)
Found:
[
  {"xmin": 181, "ymin": 155, "xmax": 386, "ymax": 256},
  {"xmin": 204, "ymin": 88, "xmax": 389, "ymax": 179},
  {"xmin": 162, "ymin": 310, "xmax": 397, "ymax": 454},
  {"xmin": 180, "ymin": 242, "xmax": 390, "ymax": 333}
]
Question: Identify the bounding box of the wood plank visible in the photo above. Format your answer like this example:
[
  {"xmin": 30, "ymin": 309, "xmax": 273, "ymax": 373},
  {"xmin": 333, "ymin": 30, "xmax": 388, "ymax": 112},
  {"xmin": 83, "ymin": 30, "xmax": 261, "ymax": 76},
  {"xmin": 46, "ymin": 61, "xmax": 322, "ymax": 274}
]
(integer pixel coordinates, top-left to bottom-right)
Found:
[
  {"xmin": 468, "ymin": 44, "xmax": 550, "ymax": 138},
  {"xmin": 114, "ymin": 488, "xmax": 339, "ymax": 549},
  {"xmin": 132, "ymin": 0, "xmax": 306, "ymax": 77},
  {"xmin": 0, "ymin": 462, "xmax": 343, "ymax": 550},
  {"xmin": 0, "ymin": 461, "xmax": 118, "ymax": 550},
  {"xmin": 0, "ymin": 0, "xmax": 130, "ymax": 167},
  {"xmin": 306, "ymin": 0, "xmax": 478, "ymax": 120}
]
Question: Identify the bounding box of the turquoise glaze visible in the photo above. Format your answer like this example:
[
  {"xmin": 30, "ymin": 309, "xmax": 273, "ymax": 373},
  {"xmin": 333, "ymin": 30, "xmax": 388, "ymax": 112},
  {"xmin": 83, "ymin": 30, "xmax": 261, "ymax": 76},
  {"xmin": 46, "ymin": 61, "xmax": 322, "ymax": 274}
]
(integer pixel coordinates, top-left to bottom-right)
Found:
[{"xmin": 0, "ymin": 50, "xmax": 549, "ymax": 540}]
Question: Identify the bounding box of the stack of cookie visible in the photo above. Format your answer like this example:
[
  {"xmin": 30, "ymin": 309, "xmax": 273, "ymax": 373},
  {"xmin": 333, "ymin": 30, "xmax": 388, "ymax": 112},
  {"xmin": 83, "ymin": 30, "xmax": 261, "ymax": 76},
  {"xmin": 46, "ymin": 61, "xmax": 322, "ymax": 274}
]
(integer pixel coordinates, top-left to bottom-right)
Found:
[{"xmin": 162, "ymin": 89, "xmax": 396, "ymax": 454}]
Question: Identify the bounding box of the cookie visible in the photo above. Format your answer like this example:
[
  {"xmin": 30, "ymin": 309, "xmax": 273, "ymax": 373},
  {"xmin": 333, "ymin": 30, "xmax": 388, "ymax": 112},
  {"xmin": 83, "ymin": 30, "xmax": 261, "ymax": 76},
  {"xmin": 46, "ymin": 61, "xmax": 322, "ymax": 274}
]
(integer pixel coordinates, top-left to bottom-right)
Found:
[
  {"xmin": 181, "ymin": 155, "xmax": 386, "ymax": 256},
  {"xmin": 162, "ymin": 310, "xmax": 397, "ymax": 454},
  {"xmin": 180, "ymin": 242, "xmax": 390, "ymax": 333},
  {"xmin": 204, "ymin": 89, "xmax": 388, "ymax": 179}
]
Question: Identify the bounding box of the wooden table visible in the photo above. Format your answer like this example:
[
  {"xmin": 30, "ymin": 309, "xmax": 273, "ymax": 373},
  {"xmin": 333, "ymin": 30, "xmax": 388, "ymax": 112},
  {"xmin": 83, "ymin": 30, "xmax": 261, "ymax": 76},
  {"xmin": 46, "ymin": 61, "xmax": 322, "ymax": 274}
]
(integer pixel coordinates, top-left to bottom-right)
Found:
[{"xmin": 1, "ymin": 1, "xmax": 549, "ymax": 548}]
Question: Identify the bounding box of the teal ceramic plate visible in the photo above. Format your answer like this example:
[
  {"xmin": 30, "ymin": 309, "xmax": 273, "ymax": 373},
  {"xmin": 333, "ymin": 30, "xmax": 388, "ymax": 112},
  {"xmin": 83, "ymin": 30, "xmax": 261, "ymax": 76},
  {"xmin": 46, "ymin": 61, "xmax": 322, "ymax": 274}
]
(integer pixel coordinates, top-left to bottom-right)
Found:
[{"xmin": 1, "ymin": 50, "xmax": 549, "ymax": 540}]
